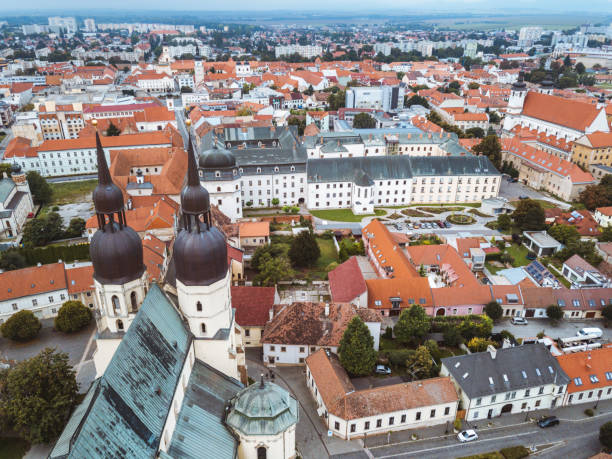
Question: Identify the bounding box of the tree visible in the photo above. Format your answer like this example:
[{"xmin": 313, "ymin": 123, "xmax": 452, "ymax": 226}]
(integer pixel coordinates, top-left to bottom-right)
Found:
[
  {"xmin": 465, "ymin": 127, "xmax": 485, "ymax": 138},
  {"xmin": 575, "ymin": 62, "xmax": 586, "ymax": 74},
  {"xmin": 0, "ymin": 348, "xmax": 78, "ymax": 443},
  {"xmin": 254, "ymin": 253, "xmax": 294, "ymax": 286},
  {"xmin": 0, "ymin": 250, "xmax": 27, "ymax": 271},
  {"xmin": 304, "ymin": 84, "xmax": 314, "ymax": 96},
  {"xmin": 472, "ymin": 135, "xmax": 502, "ymax": 168},
  {"xmin": 288, "ymin": 230, "xmax": 320, "ymax": 268},
  {"xmin": 338, "ymin": 237, "xmax": 364, "ymax": 263},
  {"xmin": 601, "ymin": 421, "xmax": 612, "ymax": 450},
  {"xmin": 404, "ymin": 94, "xmax": 429, "ymax": 108},
  {"xmin": 468, "ymin": 82, "xmax": 480, "ymax": 90},
  {"xmin": 394, "ymin": 305, "xmax": 431, "ymax": 346},
  {"xmin": 602, "ymin": 304, "xmax": 612, "ymax": 323},
  {"xmin": 488, "ymin": 111, "xmax": 501, "ymax": 124},
  {"xmin": 271, "ymin": 198, "xmax": 280, "ymax": 206},
  {"xmin": 546, "ymin": 304, "xmax": 564, "ymax": 323},
  {"xmin": 443, "ymin": 326, "xmax": 463, "ymax": 347},
  {"xmin": 352, "ymin": 113, "xmax": 377, "ymax": 129},
  {"xmin": 26, "ymin": 171, "xmax": 52, "ymax": 205},
  {"xmin": 599, "ymin": 226, "xmax": 612, "ymax": 242},
  {"xmin": 512, "ymin": 199, "xmax": 545, "ymax": 231},
  {"xmin": 0, "ymin": 310, "xmax": 41, "ymax": 341},
  {"xmin": 54, "ymin": 301, "xmax": 92, "ymax": 333},
  {"xmin": 338, "ymin": 316, "xmax": 377, "ymax": 376},
  {"xmin": 22, "ymin": 212, "xmax": 64, "ymax": 247},
  {"xmin": 548, "ymin": 224, "xmax": 580, "ymax": 245},
  {"xmin": 497, "ymin": 213, "xmax": 512, "ymax": 231},
  {"xmin": 65, "ymin": 217, "xmax": 85, "ymax": 238},
  {"xmin": 105, "ymin": 121, "xmax": 121, "ymax": 136},
  {"xmin": 467, "ymin": 337, "xmax": 497, "ymax": 352},
  {"xmin": 484, "ymin": 301, "xmax": 503, "ymax": 322},
  {"xmin": 405, "ymin": 345, "xmax": 434, "ymax": 379}
]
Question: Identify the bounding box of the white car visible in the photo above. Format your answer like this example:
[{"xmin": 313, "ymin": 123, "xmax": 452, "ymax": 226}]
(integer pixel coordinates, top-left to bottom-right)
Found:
[
  {"xmin": 457, "ymin": 430, "xmax": 478, "ymax": 443},
  {"xmin": 511, "ymin": 317, "xmax": 528, "ymax": 325}
]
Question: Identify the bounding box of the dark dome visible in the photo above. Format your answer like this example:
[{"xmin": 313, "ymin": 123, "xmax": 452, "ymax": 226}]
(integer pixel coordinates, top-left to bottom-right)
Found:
[
  {"xmin": 10, "ymin": 163, "xmax": 22, "ymax": 174},
  {"xmin": 181, "ymin": 183, "xmax": 210, "ymax": 215},
  {"xmin": 173, "ymin": 224, "xmax": 228, "ymax": 286},
  {"xmin": 90, "ymin": 222, "xmax": 145, "ymax": 285},
  {"xmin": 199, "ymin": 147, "xmax": 236, "ymax": 169},
  {"xmin": 93, "ymin": 182, "xmax": 125, "ymax": 214}
]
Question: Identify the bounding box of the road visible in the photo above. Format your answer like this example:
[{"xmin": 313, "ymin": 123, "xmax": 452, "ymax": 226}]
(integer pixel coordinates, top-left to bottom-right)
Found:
[
  {"xmin": 368, "ymin": 410, "xmax": 612, "ymax": 459},
  {"xmin": 47, "ymin": 174, "xmax": 97, "ymax": 183},
  {"xmin": 493, "ymin": 318, "xmax": 612, "ymax": 341}
]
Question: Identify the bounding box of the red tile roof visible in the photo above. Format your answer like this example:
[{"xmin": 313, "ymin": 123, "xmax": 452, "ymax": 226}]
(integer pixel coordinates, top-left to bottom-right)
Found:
[
  {"xmin": 65, "ymin": 265, "xmax": 94, "ymax": 294},
  {"xmin": 328, "ymin": 257, "xmax": 367, "ymax": 303},
  {"xmin": 231, "ymin": 286, "xmax": 277, "ymax": 326},
  {"xmin": 521, "ymin": 92, "xmax": 602, "ymax": 132},
  {"xmin": 0, "ymin": 263, "xmax": 66, "ymax": 301},
  {"xmin": 556, "ymin": 347, "xmax": 612, "ymax": 393}
]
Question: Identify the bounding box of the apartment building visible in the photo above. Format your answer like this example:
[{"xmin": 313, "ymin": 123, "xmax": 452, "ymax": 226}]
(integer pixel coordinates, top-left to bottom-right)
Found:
[
  {"xmin": 572, "ymin": 131, "xmax": 612, "ymax": 169},
  {"xmin": 557, "ymin": 347, "xmax": 612, "ymax": 406}
]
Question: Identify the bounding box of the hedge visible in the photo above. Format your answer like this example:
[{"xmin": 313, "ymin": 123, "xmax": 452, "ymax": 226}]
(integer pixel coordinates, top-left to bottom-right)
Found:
[
  {"xmin": 458, "ymin": 453, "xmax": 504, "ymax": 459},
  {"xmin": 500, "ymin": 446, "xmax": 530, "ymax": 459},
  {"xmin": 19, "ymin": 243, "xmax": 90, "ymax": 267}
]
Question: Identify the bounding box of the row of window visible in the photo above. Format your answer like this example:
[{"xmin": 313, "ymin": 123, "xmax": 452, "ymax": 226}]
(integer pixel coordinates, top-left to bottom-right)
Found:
[
  {"xmin": 336, "ymin": 406, "xmax": 452, "ymax": 432},
  {"xmin": 568, "ymin": 387, "xmax": 611, "ymax": 403},
  {"xmin": 12, "ymin": 293, "xmax": 66, "ymax": 310}
]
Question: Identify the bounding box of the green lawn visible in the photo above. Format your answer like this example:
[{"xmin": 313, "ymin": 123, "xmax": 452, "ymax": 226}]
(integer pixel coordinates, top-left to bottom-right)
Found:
[
  {"xmin": 50, "ymin": 179, "xmax": 98, "ymax": 205},
  {"xmin": 506, "ymin": 244, "xmax": 531, "ymax": 267},
  {"xmin": 510, "ymin": 199, "xmax": 558, "ymax": 210},
  {"xmin": 0, "ymin": 437, "xmax": 30, "ymax": 459},
  {"xmin": 485, "ymin": 261, "xmax": 503, "ymax": 274},
  {"xmin": 310, "ymin": 209, "xmax": 385, "ymax": 222},
  {"xmin": 311, "ymin": 237, "xmax": 338, "ymax": 278}
]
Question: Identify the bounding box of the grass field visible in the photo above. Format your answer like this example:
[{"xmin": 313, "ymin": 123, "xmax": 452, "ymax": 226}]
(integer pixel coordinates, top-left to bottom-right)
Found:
[
  {"xmin": 506, "ymin": 244, "xmax": 531, "ymax": 267},
  {"xmin": 510, "ymin": 199, "xmax": 558, "ymax": 209},
  {"xmin": 310, "ymin": 209, "xmax": 385, "ymax": 222},
  {"xmin": 50, "ymin": 180, "xmax": 98, "ymax": 205},
  {"xmin": 0, "ymin": 437, "xmax": 30, "ymax": 459}
]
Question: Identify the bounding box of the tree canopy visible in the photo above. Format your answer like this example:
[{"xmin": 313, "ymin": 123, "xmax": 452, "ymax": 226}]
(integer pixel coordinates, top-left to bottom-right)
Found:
[
  {"xmin": 288, "ymin": 230, "xmax": 320, "ymax": 268},
  {"xmin": 54, "ymin": 301, "xmax": 92, "ymax": 333},
  {"xmin": 484, "ymin": 301, "xmax": 503, "ymax": 322},
  {"xmin": 26, "ymin": 171, "xmax": 52, "ymax": 205},
  {"xmin": 512, "ymin": 199, "xmax": 545, "ymax": 231},
  {"xmin": 0, "ymin": 348, "xmax": 78, "ymax": 444},
  {"xmin": 394, "ymin": 305, "xmax": 431, "ymax": 346},
  {"xmin": 338, "ymin": 316, "xmax": 377, "ymax": 376},
  {"xmin": 352, "ymin": 113, "xmax": 377, "ymax": 129},
  {"xmin": 0, "ymin": 310, "xmax": 41, "ymax": 342},
  {"xmin": 472, "ymin": 135, "xmax": 502, "ymax": 168}
]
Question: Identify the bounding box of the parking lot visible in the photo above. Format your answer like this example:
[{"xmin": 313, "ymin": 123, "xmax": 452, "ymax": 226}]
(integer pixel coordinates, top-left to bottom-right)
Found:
[
  {"xmin": 498, "ymin": 178, "xmax": 570, "ymax": 209},
  {"xmin": 493, "ymin": 318, "xmax": 611, "ymax": 341}
]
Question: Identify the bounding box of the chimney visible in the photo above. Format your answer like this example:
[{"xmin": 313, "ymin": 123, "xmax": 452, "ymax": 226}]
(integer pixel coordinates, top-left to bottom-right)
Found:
[
  {"xmin": 487, "ymin": 344, "xmax": 497, "ymax": 359},
  {"xmin": 324, "ymin": 303, "xmax": 330, "ymax": 317},
  {"xmin": 269, "ymin": 308, "xmax": 274, "ymax": 322}
]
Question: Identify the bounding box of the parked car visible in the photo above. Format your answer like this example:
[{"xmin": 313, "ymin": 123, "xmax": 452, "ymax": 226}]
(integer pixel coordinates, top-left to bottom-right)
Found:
[
  {"xmin": 577, "ymin": 327, "xmax": 603, "ymax": 339},
  {"xmin": 538, "ymin": 416, "xmax": 559, "ymax": 428},
  {"xmin": 457, "ymin": 430, "xmax": 479, "ymax": 442},
  {"xmin": 444, "ymin": 221, "xmax": 452, "ymax": 228},
  {"xmin": 413, "ymin": 223, "xmax": 420, "ymax": 229},
  {"xmin": 375, "ymin": 365, "xmax": 391, "ymax": 375},
  {"xmin": 519, "ymin": 195, "xmax": 529, "ymax": 200},
  {"xmin": 511, "ymin": 317, "xmax": 528, "ymax": 325},
  {"xmin": 510, "ymin": 178, "xmax": 519, "ymax": 183},
  {"xmin": 437, "ymin": 221, "xmax": 445, "ymax": 228}
]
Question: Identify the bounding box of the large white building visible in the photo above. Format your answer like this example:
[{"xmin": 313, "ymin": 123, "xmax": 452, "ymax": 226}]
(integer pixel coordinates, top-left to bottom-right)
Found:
[
  {"xmin": 275, "ymin": 44, "xmax": 323, "ymax": 59},
  {"xmin": 441, "ymin": 344, "xmax": 570, "ymax": 421},
  {"xmin": 345, "ymin": 86, "xmax": 405, "ymax": 113},
  {"xmin": 0, "ymin": 166, "xmax": 34, "ymax": 239},
  {"xmin": 48, "ymin": 16, "xmax": 77, "ymax": 33}
]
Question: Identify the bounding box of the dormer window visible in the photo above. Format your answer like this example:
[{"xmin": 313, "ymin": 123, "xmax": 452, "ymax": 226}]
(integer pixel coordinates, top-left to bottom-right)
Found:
[
  {"xmin": 215, "ymin": 171, "xmax": 221, "ymax": 177},
  {"xmin": 257, "ymin": 167, "xmax": 261, "ymax": 173},
  {"xmin": 274, "ymin": 166, "xmax": 279, "ymax": 172},
  {"xmin": 290, "ymin": 166, "xmax": 295, "ymax": 172}
]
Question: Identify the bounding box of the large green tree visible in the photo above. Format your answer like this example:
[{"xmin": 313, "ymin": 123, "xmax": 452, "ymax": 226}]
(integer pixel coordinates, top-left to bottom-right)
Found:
[
  {"xmin": 254, "ymin": 253, "xmax": 294, "ymax": 286},
  {"xmin": 352, "ymin": 113, "xmax": 377, "ymax": 129},
  {"xmin": 405, "ymin": 345, "xmax": 434, "ymax": 379},
  {"xmin": 0, "ymin": 250, "xmax": 27, "ymax": 271},
  {"xmin": 54, "ymin": 301, "xmax": 92, "ymax": 333},
  {"xmin": 472, "ymin": 134, "xmax": 502, "ymax": 168},
  {"xmin": 338, "ymin": 316, "xmax": 377, "ymax": 376},
  {"xmin": 26, "ymin": 171, "xmax": 52, "ymax": 205},
  {"xmin": 484, "ymin": 301, "xmax": 503, "ymax": 322},
  {"xmin": 600, "ymin": 421, "xmax": 612, "ymax": 450},
  {"xmin": 394, "ymin": 305, "xmax": 431, "ymax": 345},
  {"xmin": 0, "ymin": 348, "xmax": 78, "ymax": 444},
  {"xmin": 0, "ymin": 310, "xmax": 41, "ymax": 341},
  {"xmin": 496, "ymin": 213, "xmax": 512, "ymax": 231},
  {"xmin": 288, "ymin": 230, "xmax": 320, "ymax": 268},
  {"xmin": 512, "ymin": 199, "xmax": 545, "ymax": 231},
  {"xmin": 22, "ymin": 212, "xmax": 64, "ymax": 247},
  {"xmin": 546, "ymin": 304, "xmax": 564, "ymax": 323},
  {"xmin": 548, "ymin": 224, "xmax": 580, "ymax": 245}
]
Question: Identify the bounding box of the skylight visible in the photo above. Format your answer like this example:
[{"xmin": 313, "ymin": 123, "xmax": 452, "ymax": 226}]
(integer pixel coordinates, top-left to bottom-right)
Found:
[
  {"xmin": 574, "ymin": 377, "xmax": 583, "ymax": 386},
  {"xmin": 548, "ymin": 366, "xmax": 554, "ymax": 374},
  {"xmin": 536, "ymin": 368, "xmax": 541, "ymax": 376},
  {"xmin": 590, "ymin": 375, "xmax": 599, "ymax": 384},
  {"xmin": 521, "ymin": 371, "xmax": 527, "ymax": 379},
  {"xmin": 462, "ymin": 372, "xmax": 469, "ymax": 379},
  {"xmin": 503, "ymin": 374, "xmax": 508, "ymax": 382}
]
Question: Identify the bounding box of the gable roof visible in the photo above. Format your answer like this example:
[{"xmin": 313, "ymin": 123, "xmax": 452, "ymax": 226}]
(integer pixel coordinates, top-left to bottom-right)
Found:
[
  {"xmin": 556, "ymin": 347, "xmax": 612, "ymax": 394},
  {"xmin": 328, "ymin": 256, "xmax": 367, "ymax": 303},
  {"xmin": 0, "ymin": 262, "xmax": 66, "ymax": 301},
  {"xmin": 522, "ymin": 91, "xmax": 602, "ymax": 132},
  {"xmin": 441, "ymin": 344, "xmax": 570, "ymax": 399},
  {"xmin": 231, "ymin": 286, "xmax": 276, "ymax": 327},
  {"xmin": 50, "ymin": 284, "xmax": 190, "ymax": 459}
]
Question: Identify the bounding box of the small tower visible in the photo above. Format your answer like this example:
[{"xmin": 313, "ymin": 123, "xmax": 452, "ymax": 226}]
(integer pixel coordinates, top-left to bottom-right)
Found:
[
  {"xmin": 507, "ymin": 71, "xmax": 528, "ymax": 115},
  {"xmin": 226, "ymin": 375, "xmax": 298, "ymax": 459},
  {"xmin": 89, "ymin": 124, "xmax": 147, "ymax": 337},
  {"xmin": 198, "ymin": 139, "xmax": 242, "ymax": 221},
  {"xmin": 539, "ymin": 72, "xmax": 555, "ymax": 95},
  {"xmin": 194, "ymin": 58, "xmax": 204, "ymax": 89},
  {"xmin": 173, "ymin": 128, "xmax": 245, "ymax": 381},
  {"xmin": 10, "ymin": 163, "xmax": 33, "ymax": 210}
]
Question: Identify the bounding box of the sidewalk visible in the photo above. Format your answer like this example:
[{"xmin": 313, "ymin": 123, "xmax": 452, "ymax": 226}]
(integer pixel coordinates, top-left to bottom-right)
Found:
[{"xmin": 363, "ymin": 398, "xmax": 612, "ymax": 449}]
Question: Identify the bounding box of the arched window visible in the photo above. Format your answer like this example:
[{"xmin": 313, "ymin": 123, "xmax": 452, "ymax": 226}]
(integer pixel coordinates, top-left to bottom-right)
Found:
[
  {"xmin": 196, "ymin": 301, "xmax": 202, "ymax": 312},
  {"xmin": 257, "ymin": 447, "xmax": 267, "ymax": 459},
  {"xmin": 217, "ymin": 186, "xmax": 221, "ymax": 192},
  {"xmin": 111, "ymin": 295, "xmax": 120, "ymax": 314},
  {"xmin": 201, "ymin": 323, "xmax": 206, "ymax": 334},
  {"xmin": 117, "ymin": 319, "xmax": 124, "ymax": 330},
  {"xmin": 130, "ymin": 291, "xmax": 138, "ymax": 313}
]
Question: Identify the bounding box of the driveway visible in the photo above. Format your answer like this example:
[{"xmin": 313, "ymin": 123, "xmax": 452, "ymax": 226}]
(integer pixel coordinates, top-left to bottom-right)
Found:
[{"xmin": 493, "ymin": 318, "xmax": 612, "ymax": 341}]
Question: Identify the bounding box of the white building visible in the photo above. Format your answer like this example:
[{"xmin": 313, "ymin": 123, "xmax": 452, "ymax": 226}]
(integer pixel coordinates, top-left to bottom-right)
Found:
[
  {"xmin": 48, "ymin": 16, "xmax": 77, "ymax": 33},
  {"xmin": 306, "ymin": 350, "xmax": 458, "ymax": 439},
  {"xmin": 441, "ymin": 344, "xmax": 570, "ymax": 421},
  {"xmin": 0, "ymin": 167, "xmax": 34, "ymax": 239},
  {"xmin": 557, "ymin": 347, "xmax": 612, "ymax": 406},
  {"xmin": 83, "ymin": 18, "xmax": 96, "ymax": 32},
  {"xmin": 275, "ymin": 44, "xmax": 323, "ymax": 59},
  {"xmin": 345, "ymin": 86, "xmax": 405, "ymax": 112}
]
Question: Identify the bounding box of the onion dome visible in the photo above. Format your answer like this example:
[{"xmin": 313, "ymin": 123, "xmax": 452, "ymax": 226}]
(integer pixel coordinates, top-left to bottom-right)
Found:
[
  {"xmin": 174, "ymin": 132, "xmax": 227, "ymax": 286},
  {"xmin": 226, "ymin": 377, "xmax": 298, "ymax": 436},
  {"xmin": 89, "ymin": 128, "xmax": 144, "ymax": 285},
  {"xmin": 512, "ymin": 71, "xmax": 527, "ymax": 91},
  {"xmin": 541, "ymin": 72, "xmax": 554, "ymax": 89},
  {"xmin": 92, "ymin": 132, "xmax": 124, "ymax": 214},
  {"xmin": 181, "ymin": 132, "xmax": 209, "ymax": 215},
  {"xmin": 90, "ymin": 222, "xmax": 145, "ymax": 284},
  {"xmin": 198, "ymin": 143, "xmax": 236, "ymax": 169},
  {"xmin": 10, "ymin": 163, "xmax": 22, "ymax": 174}
]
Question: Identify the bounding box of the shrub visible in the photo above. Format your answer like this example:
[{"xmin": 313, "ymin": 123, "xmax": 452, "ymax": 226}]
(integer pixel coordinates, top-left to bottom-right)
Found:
[
  {"xmin": 601, "ymin": 421, "xmax": 612, "ymax": 450},
  {"xmin": 382, "ymin": 326, "xmax": 393, "ymax": 340},
  {"xmin": 387, "ymin": 349, "xmax": 414, "ymax": 367},
  {"xmin": 1, "ymin": 310, "xmax": 42, "ymax": 341},
  {"xmin": 467, "ymin": 337, "xmax": 496, "ymax": 353},
  {"xmin": 52, "ymin": 205, "xmax": 60, "ymax": 211},
  {"xmin": 443, "ymin": 326, "xmax": 463, "ymax": 346},
  {"xmin": 454, "ymin": 418, "xmax": 462, "ymax": 431},
  {"xmin": 536, "ymin": 331, "xmax": 545, "ymax": 339},
  {"xmin": 585, "ymin": 408, "xmax": 594, "ymax": 417},
  {"xmin": 54, "ymin": 301, "xmax": 92, "ymax": 333},
  {"xmin": 546, "ymin": 304, "xmax": 564, "ymax": 323},
  {"xmin": 499, "ymin": 329, "xmax": 516, "ymax": 343},
  {"xmin": 500, "ymin": 445, "xmax": 530, "ymax": 459},
  {"xmin": 484, "ymin": 301, "xmax": 503, "ymax": 322}
]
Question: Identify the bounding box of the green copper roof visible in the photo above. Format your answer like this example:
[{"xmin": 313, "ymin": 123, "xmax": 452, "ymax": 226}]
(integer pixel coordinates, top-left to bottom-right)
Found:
[
  {"xmin": 0, "ymin": 178, "xmax": 15, "ymax": 204},
  {"xmin": 226, "ymin": 380, "xmax": 298, "ymax": 436},
  {"xmin": 50, "ymin": 284, "xmax": 190, "ymax": 459}
]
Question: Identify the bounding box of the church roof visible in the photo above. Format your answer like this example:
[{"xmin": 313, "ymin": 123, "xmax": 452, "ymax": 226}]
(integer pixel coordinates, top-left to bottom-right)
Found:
[
  {"xmin": 521, "ymin": 91, "xmax": 602, "ymax": 132},
  {"xmin": 50, "ymin": 284, "xmax": 191, "ymax": 459}
]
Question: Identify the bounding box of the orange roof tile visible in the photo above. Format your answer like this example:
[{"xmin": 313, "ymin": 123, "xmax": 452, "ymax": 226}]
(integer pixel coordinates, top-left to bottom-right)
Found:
[
  {"xmin": 239, "ymin": 221, "xmax": 270, "ymax": 238},
  {"xmin": 0, "ymin": 263, "xmax": 66, "ymax": 301},
  {"xmin": 522, "ymin": 92, "xmax": 603, "ymax": 132},
  {"xmin": 556, "ymin": 347, "xmax": 612, "ymax": 393},
  {"xmin": 65, "ymin": 265, "xmax": 94, "ymax": 294}
]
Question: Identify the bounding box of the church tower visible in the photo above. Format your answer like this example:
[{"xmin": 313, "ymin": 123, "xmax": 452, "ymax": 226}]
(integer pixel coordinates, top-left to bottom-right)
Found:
[
  {"xmin": 89, "ymin": 126, "xmax": 147, "ymax": 336},
  {"xmin": 173, "ymin": 127, "xmax": 246, "ymax": 382},
  {"xmin": 507, "ymin": 71, "xmax": 528, "ymax": 115}
]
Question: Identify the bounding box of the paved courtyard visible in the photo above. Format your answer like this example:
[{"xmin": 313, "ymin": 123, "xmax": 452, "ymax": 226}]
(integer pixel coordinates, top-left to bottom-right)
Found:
[{"xmin": 493, "ymin": 318, "xmax": 612, "ymax": 342}]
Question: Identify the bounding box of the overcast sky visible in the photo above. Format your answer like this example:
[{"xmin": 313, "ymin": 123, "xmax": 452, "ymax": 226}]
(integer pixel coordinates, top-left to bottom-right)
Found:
[{"xmin": 3, "ymin": 0, "xmax": 612, "ymax": 13}]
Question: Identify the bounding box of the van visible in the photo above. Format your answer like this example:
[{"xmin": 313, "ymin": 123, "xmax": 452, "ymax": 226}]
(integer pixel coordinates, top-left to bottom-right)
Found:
[{"xmin": 577, "ymin": 328, "xmax": 603, "ymax": 339}]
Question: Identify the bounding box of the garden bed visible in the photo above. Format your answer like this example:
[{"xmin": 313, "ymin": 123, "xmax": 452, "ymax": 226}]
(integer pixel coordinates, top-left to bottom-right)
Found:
[
  {"xmin": 401, "ymin": 208, "xmax": 431, "ymax": 217},
  {"xmin": 469, "ymin": 208, "xmax": 492, "ymax": 218},
  {"xmin": 446, "ymin": 214, "xmax": 476, "ymax": 225},
  {"xmin": 310, "ymin": 209, "xmax": 385, "ymax": 222},
  {"xmin": 418, "ymin": 206, "xmax": 464, "ymax": 214}
]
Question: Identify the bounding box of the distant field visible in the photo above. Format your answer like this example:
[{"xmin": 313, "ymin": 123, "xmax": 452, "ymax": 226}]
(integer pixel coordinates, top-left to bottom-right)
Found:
[{"xmin": 423, "ymin": 14, "xmax": 602, "ymax": 30}]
